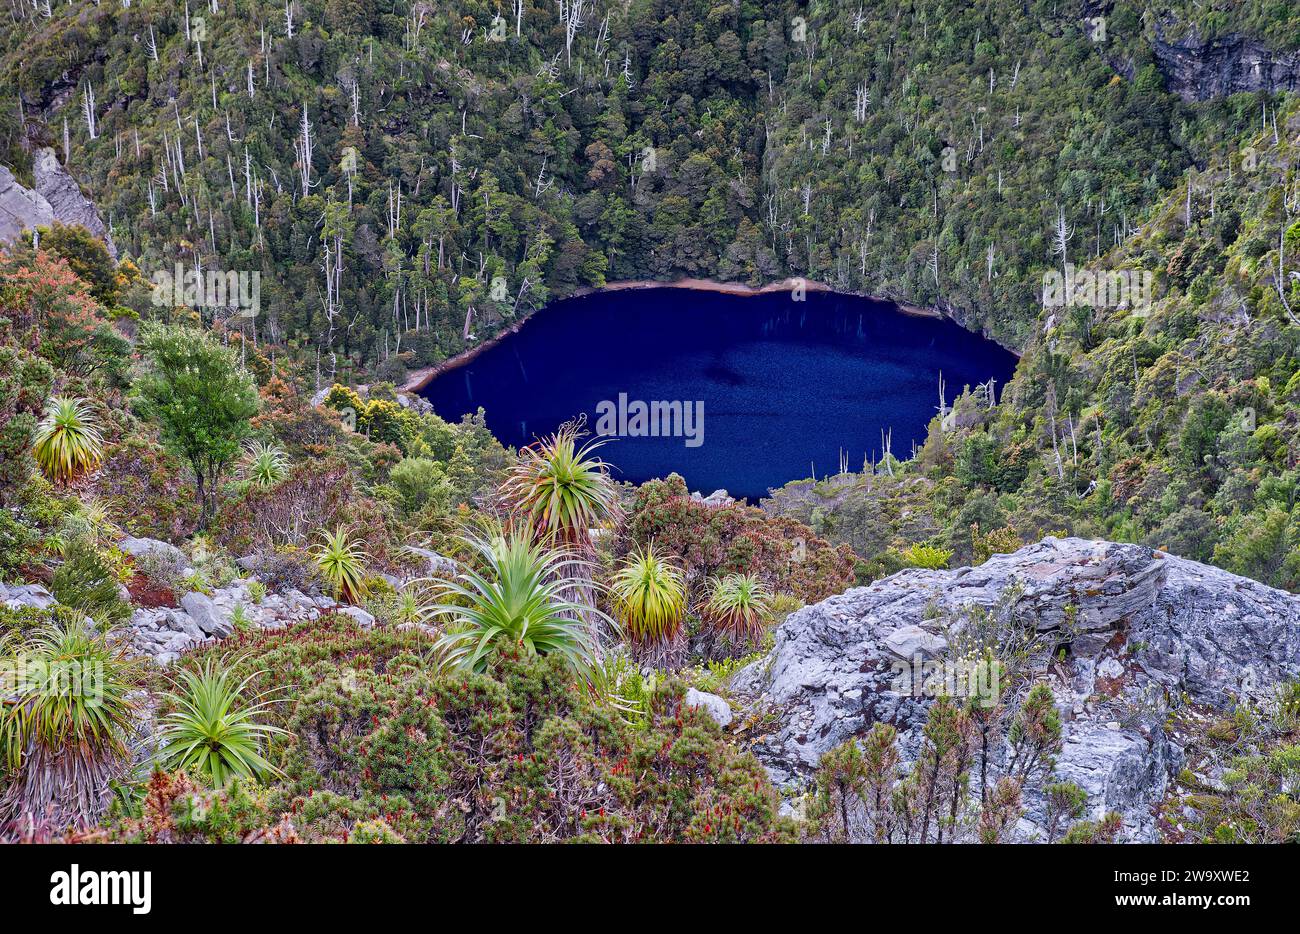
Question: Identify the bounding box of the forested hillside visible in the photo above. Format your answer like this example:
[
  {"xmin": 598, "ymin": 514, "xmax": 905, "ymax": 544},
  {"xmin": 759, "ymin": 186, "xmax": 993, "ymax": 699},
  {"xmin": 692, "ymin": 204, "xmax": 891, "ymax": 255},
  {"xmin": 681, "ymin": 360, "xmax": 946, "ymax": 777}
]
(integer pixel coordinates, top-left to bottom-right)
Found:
[
  {"xmin": 766, "ymin": 95, "xmax": 1300, "ymax": 592},
  {"xmin": 4, "ymin": 0, "xmax": 1295, "ymax": 373}
]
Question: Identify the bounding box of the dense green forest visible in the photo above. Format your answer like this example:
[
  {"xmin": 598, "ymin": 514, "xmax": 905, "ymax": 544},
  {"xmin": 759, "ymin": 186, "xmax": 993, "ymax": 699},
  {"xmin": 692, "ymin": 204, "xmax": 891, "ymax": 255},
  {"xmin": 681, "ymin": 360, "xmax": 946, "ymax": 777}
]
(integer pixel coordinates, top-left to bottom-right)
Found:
[{"xmin": 4, "ymin": 0, "xmax": 1294, "ymax": 375}]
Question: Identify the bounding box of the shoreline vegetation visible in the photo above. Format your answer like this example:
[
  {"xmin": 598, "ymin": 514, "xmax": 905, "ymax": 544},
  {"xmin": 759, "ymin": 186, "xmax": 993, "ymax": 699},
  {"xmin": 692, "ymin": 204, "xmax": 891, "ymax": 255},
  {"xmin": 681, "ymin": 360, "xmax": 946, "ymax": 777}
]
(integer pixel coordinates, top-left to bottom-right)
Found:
[{"xmin": 401, "ymin": 278, "xmax": 954, "ymax": 393}]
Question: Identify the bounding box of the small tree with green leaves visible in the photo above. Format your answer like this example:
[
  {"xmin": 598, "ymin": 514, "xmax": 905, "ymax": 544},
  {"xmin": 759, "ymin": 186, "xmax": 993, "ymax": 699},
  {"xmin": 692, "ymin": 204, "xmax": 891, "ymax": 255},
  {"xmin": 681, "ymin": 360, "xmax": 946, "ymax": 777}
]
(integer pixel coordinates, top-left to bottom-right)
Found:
[
  {"xmin": 807, "ymin": 739, "xmax": 868, "ymax": 843},
  {"xmin": 133, "ymin": 325, "xmax": 258, "ymax": 529},
  {"xmin": 1044, "ymin": 779, "xmax": 1089, "ymax": 842},
  {"xmin": 861, "ymin": 722, "xmax": 901, "ymax": 842},
  {"xmin": 1008, "ymin": 683, "xmax": 1063, "ymax": 785}
]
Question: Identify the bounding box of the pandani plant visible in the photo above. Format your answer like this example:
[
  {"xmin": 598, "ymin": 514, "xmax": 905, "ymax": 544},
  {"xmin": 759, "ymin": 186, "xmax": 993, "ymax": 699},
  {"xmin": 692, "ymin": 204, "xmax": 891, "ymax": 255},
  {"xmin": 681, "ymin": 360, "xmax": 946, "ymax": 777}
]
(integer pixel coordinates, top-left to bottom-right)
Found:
[
  {"xmin": 32, "ymin": 396, "xmax": 105, "ymax": 485},
  {"xmin": 700, "ymin": 573, "xmax": 773, "ymax": 645},
  {"xmin": 609, "ymin": 544, "xmax": 687, "ymax": 647},
  {"xmin": 311, "ymin": 525, "xmax": 370, "ymax": 604},
  {"xmin": 0, "ymin": 620, "xmax": 138, "ymax": 830},
  {"xmin": 499, "ymin": 426, "xmax": 619, "ymax": 548},
  {"xmin": 426, "ymin": 528, "xmax": 609, "ymax": 678},
  {"xmin": 155, "ymin": 657, "xmax": 286, "ymax": 788}
]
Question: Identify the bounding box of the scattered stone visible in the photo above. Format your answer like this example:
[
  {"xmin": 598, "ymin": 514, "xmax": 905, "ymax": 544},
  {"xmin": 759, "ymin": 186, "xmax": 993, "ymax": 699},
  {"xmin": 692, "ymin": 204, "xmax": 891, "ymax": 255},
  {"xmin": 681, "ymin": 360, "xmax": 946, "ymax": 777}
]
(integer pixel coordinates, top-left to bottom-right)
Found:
[{"xmin": 338, "ymin": 606, "xmax": 376, "ymax": 629}]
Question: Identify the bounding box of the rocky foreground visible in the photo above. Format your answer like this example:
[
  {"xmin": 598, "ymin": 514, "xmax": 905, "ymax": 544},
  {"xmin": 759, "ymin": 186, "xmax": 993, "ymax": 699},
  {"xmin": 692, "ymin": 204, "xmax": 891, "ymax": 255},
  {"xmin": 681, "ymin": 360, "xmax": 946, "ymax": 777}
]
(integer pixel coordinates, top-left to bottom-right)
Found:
[{"xmin": 734, "ymin": 537, "xmax": 1300, "ymax": 842}]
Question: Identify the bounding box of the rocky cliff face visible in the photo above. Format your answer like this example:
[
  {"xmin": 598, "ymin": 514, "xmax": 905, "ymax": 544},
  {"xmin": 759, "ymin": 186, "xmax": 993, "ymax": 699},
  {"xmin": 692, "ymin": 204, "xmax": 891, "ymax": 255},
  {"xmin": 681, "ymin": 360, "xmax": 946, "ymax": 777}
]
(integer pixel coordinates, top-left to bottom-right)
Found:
[
  {"xmin": 0, "ymin": 148, "xmax": 116, "ymax": 258},
  {"xmin": 0, "ymin": 164, "xmax": 54, "ymax": 245},
  {"xmin": 1151, "ymin": 22, "xmax": 1300, "ymax": 101},
  {"xmin": 733, "ymin": 537, "xmax": 1300, "ymax": 842}
]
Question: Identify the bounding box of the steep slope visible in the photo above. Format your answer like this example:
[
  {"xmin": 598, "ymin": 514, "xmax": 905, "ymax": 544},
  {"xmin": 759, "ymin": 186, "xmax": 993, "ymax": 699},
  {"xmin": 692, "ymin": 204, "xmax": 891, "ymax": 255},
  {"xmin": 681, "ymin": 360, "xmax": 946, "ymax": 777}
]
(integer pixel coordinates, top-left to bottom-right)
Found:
[{"xmin": 765, "ymin": 98, "xmax": 1300, "ymax": 592}]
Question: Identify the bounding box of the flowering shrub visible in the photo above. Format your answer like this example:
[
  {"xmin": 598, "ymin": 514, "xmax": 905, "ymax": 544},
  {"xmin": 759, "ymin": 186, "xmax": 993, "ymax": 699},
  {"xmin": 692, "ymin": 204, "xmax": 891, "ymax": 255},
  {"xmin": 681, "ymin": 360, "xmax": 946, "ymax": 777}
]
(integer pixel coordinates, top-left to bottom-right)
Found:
[{"xmin": 624, "ymin": 474, "xmax": 855, "ymax": 603}]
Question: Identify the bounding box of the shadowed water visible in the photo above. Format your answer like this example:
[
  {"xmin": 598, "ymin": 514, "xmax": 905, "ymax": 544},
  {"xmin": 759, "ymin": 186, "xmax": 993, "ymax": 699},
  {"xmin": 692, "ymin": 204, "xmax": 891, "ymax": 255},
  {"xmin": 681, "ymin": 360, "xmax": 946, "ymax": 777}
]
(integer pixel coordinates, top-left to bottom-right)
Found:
[{"xmin": 421, "ymin": 288, "xmax": 1018, "ymax": 499}]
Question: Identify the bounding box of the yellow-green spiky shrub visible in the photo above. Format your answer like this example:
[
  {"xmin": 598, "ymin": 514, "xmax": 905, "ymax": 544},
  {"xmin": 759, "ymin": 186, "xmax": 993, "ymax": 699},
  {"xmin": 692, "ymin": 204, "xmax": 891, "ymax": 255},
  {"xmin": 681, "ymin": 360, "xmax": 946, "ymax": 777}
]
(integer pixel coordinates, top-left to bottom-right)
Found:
[
  {"xmin": 701, "ymin": 573, "xmax": 773, "ymax": 645},
  {"xmin": 610, "ymin": 545, "xmax": 686, "ymax": 646},
  {"xmin": 32, "ymin": 396, "xmax": 104, "ymax": 484}
]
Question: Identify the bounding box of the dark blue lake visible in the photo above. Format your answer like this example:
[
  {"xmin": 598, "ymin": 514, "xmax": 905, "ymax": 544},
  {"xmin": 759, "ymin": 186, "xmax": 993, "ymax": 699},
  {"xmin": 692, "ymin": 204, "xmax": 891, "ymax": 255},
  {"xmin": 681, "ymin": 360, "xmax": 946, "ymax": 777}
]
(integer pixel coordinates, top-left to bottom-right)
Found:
[{"xmin": 420, "ymin": 288, "xmax": 1017, "ymax": 500}]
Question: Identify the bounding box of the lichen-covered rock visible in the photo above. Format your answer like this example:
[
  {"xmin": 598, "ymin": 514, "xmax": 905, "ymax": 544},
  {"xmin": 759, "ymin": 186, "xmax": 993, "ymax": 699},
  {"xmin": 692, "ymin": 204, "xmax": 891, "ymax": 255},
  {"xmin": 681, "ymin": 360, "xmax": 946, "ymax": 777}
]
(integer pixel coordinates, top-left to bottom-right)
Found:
[
  {"xmin": 0, "ymin": 582, "xmax": 56, "ymax": 611},
  {"xmin": 119, "ymin": 536, "xmax": 187, "ymax": 570},
  {"xmin": 734, "ymin": 537, "xmax": 1300, "ymax": 842},
  {"xmin": 684, "ymin": 688, "xmax": 733, "ymax": 728}
]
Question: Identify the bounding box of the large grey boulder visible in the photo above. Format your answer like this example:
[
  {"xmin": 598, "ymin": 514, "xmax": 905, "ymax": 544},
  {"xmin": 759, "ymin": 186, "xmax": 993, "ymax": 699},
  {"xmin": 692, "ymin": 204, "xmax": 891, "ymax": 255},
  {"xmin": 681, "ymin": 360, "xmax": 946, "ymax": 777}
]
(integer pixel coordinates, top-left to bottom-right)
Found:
[
  {"xmin": 181, "ymin": 591, "xmax": 232, "ymax": 638},
  {"xmin": 734, "ymin": 537, "xmax": 1300, "ymax": 842}
]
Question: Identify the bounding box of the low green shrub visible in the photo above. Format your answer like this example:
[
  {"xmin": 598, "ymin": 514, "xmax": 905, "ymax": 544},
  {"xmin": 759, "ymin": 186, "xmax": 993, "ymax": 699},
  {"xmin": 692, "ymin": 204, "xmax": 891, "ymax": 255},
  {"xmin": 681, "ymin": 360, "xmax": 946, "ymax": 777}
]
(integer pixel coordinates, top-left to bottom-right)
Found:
[{"xmin": 162, "ymin": 615, "xmax": 795, "ymax": 843}]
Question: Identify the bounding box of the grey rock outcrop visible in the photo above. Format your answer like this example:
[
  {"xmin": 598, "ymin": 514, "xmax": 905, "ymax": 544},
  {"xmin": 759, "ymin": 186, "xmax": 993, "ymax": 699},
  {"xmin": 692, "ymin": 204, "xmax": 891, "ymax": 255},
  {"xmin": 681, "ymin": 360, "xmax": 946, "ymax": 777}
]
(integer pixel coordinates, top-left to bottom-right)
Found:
[
  {"xmin": 31, "ymin": 148, "xmax": 117, "ymax": 258},
  {"xmin": 0, "ymin": 149, "xmax": 117, "ymax": 258},
  {"xmin": 734, "ymin": 537, "xmax": 1300, "ymax": 842},
  {"xmin": 1151, "ymin": 24, "xmax": 1300, "ymax": 101},
  {"xmin": 0, "ymin": 164, "xmax": 55, "ymax": 245}
]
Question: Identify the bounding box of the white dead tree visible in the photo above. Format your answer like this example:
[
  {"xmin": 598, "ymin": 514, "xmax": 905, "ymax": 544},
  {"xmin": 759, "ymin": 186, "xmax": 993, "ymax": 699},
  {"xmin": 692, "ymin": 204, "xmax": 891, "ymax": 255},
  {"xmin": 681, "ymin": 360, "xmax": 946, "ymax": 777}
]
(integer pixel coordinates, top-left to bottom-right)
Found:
[
  {"xmin": 295, "ymin": 106, "xmax": 314, "ymax": 196},
  {"xmin": 146, "ymin": 23, "xmax": 159, "ymax": 61},
  {"xmin": 853, "ymin": 84, "xmax": 870, "ymax": 122},
  {"xmin": 283, "ymin": 0, "xmax": 294, "ymax": 38},
  {"xmin": 1052, "ymin": 205, "xmax": 1073, "ymax": 279},
  {"xmin": 558, "ymin": 0, "xmax": 587, "ymax": 67},
  {"xmin": 1276, "ymin": 190, "xmax": 1300, "ymax": 328},
  {"xmin": 81, "ymin": 82, "xmax": 98, "ymax": 140},
  {"xmin": 406, "ymin": 1, "xmax": 429, "ymax": 48}
]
